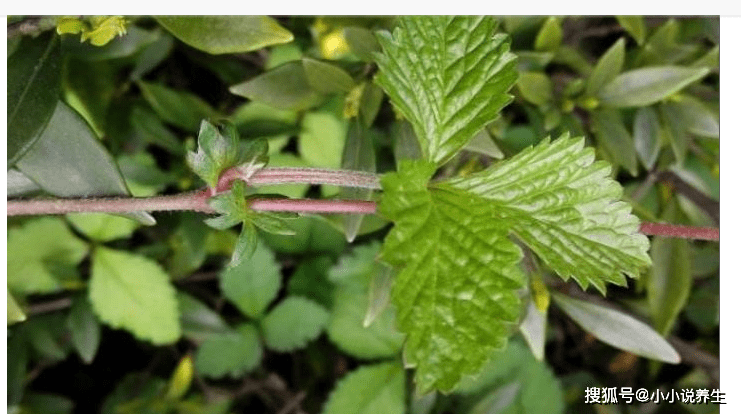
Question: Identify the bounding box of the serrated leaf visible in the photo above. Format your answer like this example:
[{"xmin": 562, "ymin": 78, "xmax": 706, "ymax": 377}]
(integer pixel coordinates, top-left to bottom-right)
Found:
[
  {"xmin": 448, "ymin": 134, "xmax": 650, "ymax": 294},
  {"xmin": 230, "ymin": 61, "xmax": 322, "ymax": 111},
  {"xmin": 616, "ymin": 16, "xmax": 646, "ymax": 45},
  {"xmin": 15, "ymin": 101, "xmax": 155, "ymax": 225},
  {"xmin": 379, "ymin": 160, "xmax": 525, "ymax": 392},
  {"xmin": 585, "ymin": 38, "xmax": 625, "ymax": 97},
  {"xmin": 375, "ymin": 16, "xmax": 518, "ymax": 164},
  {"xmin": 8, "ymin": 32, "xmax": 61, "ymax": 165},
  {"xmin": 598, "ymin": 66, "xmax": 710, "ymax": 108},
  {"xmin": 157, "ymin": 16, "xmax": 293, "ymax": 55},
  {"xmin": 8, "ymin": 217, "xmax": 89, "ymax": 295},
  {"xmin": 261, "ymin": 297, "xmax": 329, "ymax": 352},
  {"xmin": 194, "ymin": 324, "xmax": 262, "ymax": 379},
  {"xmin": 67, "ymin": 213, "xmax": 139, "ymax": 242},
  {"xmin": 90, "ymin": 247, "xmax": 180, "ymax": 344},
  {"xmin": 633, "ymin": 106, "xmax": 663, "ymax": 169},
  {"xmin": 220, "ymin": 239, "xmax": 281, "ymax": 318},
  {"xmin": 552, "ymin": 292, "xmax": 680, "ymax": 363},
  {"xmin": 66, "ymin": 295, "xmax": 101, "ymax": 364},
  {"xmin": 322, "ymin": 362, "xmax": 405, "ymax": 414}
]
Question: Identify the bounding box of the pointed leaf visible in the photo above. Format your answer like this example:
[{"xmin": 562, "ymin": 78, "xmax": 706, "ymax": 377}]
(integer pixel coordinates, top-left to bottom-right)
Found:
[
  {"xmin": 448, "ymin": 135, "xmax": 650, "ymax": 294},
  {"xmin": 585, "ymin": 38, "xmax": 625, "ymax": 97},
  {"xmin": 220, "ymin": 239, "xmax": 281, "ymax": 318},
  {"xmin": 8, "ymin": 32, "xmax": 61, "ymax": 165},
  {"xmin": 303, "ymin": 58, "xmax": 355, "ymax": 94},
  {"xmin": 343, "ymin": 26, "xmax": 382, "ymax": 62},
  {"xmin": 8, "ymin": 290, "xmax": 27, "ymax": 325},
  {"xmin": 517, "ymin": 71, "xmax": 553, "ymax": 106},
  {"xmin": 67, "ymin": 213, "xmax": 139, "ymax": 242},
  {"xmin": 375, "ymin": 16, "xmax": 518, "ymax": 164},
  {"xmin": 592, "ymin": 108, "xmax": 638, "ymax": 176},
  {"xmin": 379, "ymin": 160, "xmax": 525, "ymax": 392},
  {"xmin": 194, "ymin": 324, "xmax": 262, "ymax": 378},
  {"xmin": 66, "ymin": 295, "xmax": 101, "ymax": 364},
  {"xmin": 616, "ymin": 16, "xmax": 646, "ymax": 45},
  {"xmin": 633, "ymin": 106, "xmax": 663, "ymax": 169},
  {"xmin": 552, "ymin": 292, "xmax": 680, "ymax": 363},
  {"xmin": 8, "ymin": 217, "xmax": 88, "ymax": 295},
  {"xmin": 177, "ymin": 292, "xmax": 231, "ymax": 342},
  {"xmin": 340, "ymin": 118, "xmax": 377, "ymax": 242},
  {"xmin": 519, "ymin": 300, "xmax": 547, "ymax": 361},
  {"xmin": 322, "ymin": 362, "xmax": 405, "ymax": 414},
  {"xmin": 157, "ymin": 16, "xmax": 293, "ymax": 54},
  {"xmin": 534, "ymin": 17, "xmax": 562, "ymax": 52},
  {"xmin": 139, "ymin": 81, "xmax": 218, "ymax": 132},
  {"xmin": 598, "ymin": 66, "xmax": 710, "ymax": 107},
  {"xmin": 261, "ymin": 297, "xmax": 329, "ymax": 352},
  {"xmin": 16, "ymin": 101, "xmax": 154, "ymax": 225},
  {"xmin": 648, "ymin": 236, "xmax": 691, "ymax": 336},
  {"xmin": 230, "ymin": 61, "xmax": 322, "ymax": 111},
  {"xmin": 90, "ymin": 247, "xmax": 180, "ymax": 344}
]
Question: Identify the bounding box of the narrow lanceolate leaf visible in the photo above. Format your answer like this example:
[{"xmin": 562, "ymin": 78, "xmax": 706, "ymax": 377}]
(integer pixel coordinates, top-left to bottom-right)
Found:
[
  {"xmin": 598, "ymin": 66, "xmax": 710, "ymax": 108},
  {"xmin": 448, "ymin": 134, "xmax": 651, "ymax": 294},
  {"xmin": 379, "ymin": 160, "xmax": 525, "ymax": 393},
  {"xmin": 648, "ymin": 236, "xmax": 691, "ymax": 336},
  {"xmin": 552, "ymin": 293, "xmax": 680, "ymax": 364},
  {"xmin": 157, "ymin": 16, "xmax": 293, "ymax": 55},
  {"xmin": 585, "ymin": 38, "xmax": 625, "ymax": 97},
  {"xmin": 374, "ymin": 16, "xmax": 518, "ymax": 164},
  {"xmin": 90, "ymin": 247, "xmax": 180, "ymax": 344}
]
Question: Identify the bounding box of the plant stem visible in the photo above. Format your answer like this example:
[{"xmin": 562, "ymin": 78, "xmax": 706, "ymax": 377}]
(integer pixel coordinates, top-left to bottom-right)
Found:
[{"xmin": 639, "ymin": 222, "xmax": 719, "ymax": 241}]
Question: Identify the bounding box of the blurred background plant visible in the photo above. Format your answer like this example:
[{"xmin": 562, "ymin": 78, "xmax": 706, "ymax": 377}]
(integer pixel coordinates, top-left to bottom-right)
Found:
[{"xmin": 7, "ymin": 15, "xmax": 718, "ymax": 414}]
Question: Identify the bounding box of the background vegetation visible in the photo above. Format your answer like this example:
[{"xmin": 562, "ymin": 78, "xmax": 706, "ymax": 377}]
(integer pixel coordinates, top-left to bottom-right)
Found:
[{"xmin": 7, "ymin": 16, "xmax": 719, "ymax": 414}]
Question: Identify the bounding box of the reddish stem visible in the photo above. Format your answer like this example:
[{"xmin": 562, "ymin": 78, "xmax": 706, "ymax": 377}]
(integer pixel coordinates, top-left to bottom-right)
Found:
[{"xmin": 640, "ymin": 222, "xmax": 720, "ymax": 241}]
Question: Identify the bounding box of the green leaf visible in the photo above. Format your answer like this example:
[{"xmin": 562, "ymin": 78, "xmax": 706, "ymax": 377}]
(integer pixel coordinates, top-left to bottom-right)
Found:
[
  {"xmin": 7, "ymin": 169, "xmax": 41, "ymax": 197},
  {"xmin": 303, "ymin": 58, "xmax": 355, "ymax": 94},
  {"xmin": 230, "ymin": 61, "xmax": 322, "ymax": 111},
  {"xmin": 16, "ymin": 101, "xmax": 155, "ymax": 225},
  {"xmin": 138, "ymin": 81, "xmax": 219, "ymax": 132},
  {"xmin": 8, "ymin": 32, "xmax": 61, "ymax": 166},
  {"xmin": 659, "ymin": 102, "xmax": 690, "ymax": 165},
  {"xmin": 552, "ymin": 292, "xmax": 680, "ymax": 363},
  {"xmin": 519, "ymin": 300, "xmax": 546, "ymax": 361},
  {"xmin": 63, "ymin": 58, "xmax": 116, "ymax": 137},
  {"xmin": 194, "ymin": 324, "xmax": 262, "ymax": 378},
  {"xmin": 598, "ymin": 66, "xmax": 710, "ymax": 107},
  {"xmin": 165, "ymin": 355, "xmax": 194, "ymax": 400},
  {"xmin": 157, "ymin": 16, "xmax": 293, "ymax": 55},
  {"xmin": 340, "ymin": 118, "xmax": 377, "ymax": 242},
  {"xmin": 8, "ymin": 290, "xmax": 26, "ymax": 325},
  {"xmin": 90, "ymin": 247, "xmax": 180, "ymax": 344},
  {"xmin": 66, "ymin": 295, "xmax": 101, "ymax": 364},
  {"xmin": 648, "ymin": 233, "xmax": 692, "ymax": 335},
  {"xmin": 448, "ymin": 134, "xmax": 651, "ymax": 294},
  {"xmin": 516, "ymin": 72, "xmax": 553, "ymax": 106},
  {"xmin": 637, "ymin": 19, "xmax": 698, "ymax": 66},
  {"xmin": 375, "ymin": 16, "xmax": 518, "ymax": 164},
  {"xmin": 8, "ymin": 328, "xmax": 29, "ymax": 405},
  {"xmin": 616, "ymin": 16, "xmax": 646, "ymax": 45},
  {"xmin": 21, "ymin": 393, "xmax": 74, "ymax": 414},
  {"xmin": 585, "ymin": 38, "xmax": 625, "ymax": 97},
  {"xmin": 177, "ymin": 292, "xmax": 231, "ymax": 342},
  {"xmin": 187, "ymin": 120, "xmax": 242, "ymax": 188},
  {"xmin": 62, "ymin": 26, "xmax": 158, "ymax": 61},
  {"xmin": 633, "ymin": 106, "xmax": 664, "ymax": 170},
  {"xmin": 534, "ymin": 17, "xmax": 562, "ymax": 52},
  {"xmin": 343, "ymin": 26, "xmax": 382, "ymax": 62},
  {"xmin": 327, "ymin": 243, "xmax": 404, "ymax": 359},
  {"xmin": 130, "ymin": 30, "xmax": 175, "ymax": 81},
  {"xmin": 67, "ymin": 213, "xmax": 139, "ymax": 242},
  {"xmin": 591, "ymin": 109, "xmax": 638, "ymax": 176},
  {"xmin": 260, "ymin": 215, "xmax": 347, "ymax": 255},
  {"xmin": 167, "ymin": 213, "xmax": 209, "ymax": 278},
  {"xmin": 322, "ymin": 362, "xmax": 405, "ymax": 414},
  {"xmin": 8, "ymin": 217, "xmax": 88, "ymax": 295},
  {"xmin": 379, "ymin": 160, "xmax": 525, "ymax": 392},
  {"xmin": 261, "ymin": 296, "xmax": 329, "ymax": 352},
  {"xmin": 220, "ymin": 239, "xmax": 281, "ymax": 318},
  {"xmin": 671, "ymin": 97, "xmax": 719, "ymax": 138},
  {"xmin": 288, "ymin": 256, "xmax": 335, "ymax": 309},
  {"xmin": 129, "ymin": 105, "xmax": 184, "ymax": 155},
  {"xmin": 299, "ymin": 110, "xmax": 348, "ymax": 169}
]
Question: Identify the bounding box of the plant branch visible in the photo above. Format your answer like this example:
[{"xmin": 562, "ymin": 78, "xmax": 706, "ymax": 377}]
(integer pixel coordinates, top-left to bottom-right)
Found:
[{"xmin": 639, "ymin": 222, "xmax": 719, "ymax": 241}]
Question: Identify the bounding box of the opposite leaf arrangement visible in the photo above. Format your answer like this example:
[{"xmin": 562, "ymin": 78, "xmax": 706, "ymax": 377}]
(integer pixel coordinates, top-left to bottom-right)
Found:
[
  {"xmin": 176, "ymin": 16, "xmax": 652, "ymax": 393},
  {"xmin": 9, "ymin": 16, "xmax": 719, "ymax": 407}
]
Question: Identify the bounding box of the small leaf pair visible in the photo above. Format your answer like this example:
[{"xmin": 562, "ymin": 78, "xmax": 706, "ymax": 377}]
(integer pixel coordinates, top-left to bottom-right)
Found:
[
  {"xmin": 187, "ymin": 120, "xmax": 267, "ymax": 189},
  {"xmin": 206, "ymin": 181, "xmax": 296, "ymax": 264}
]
